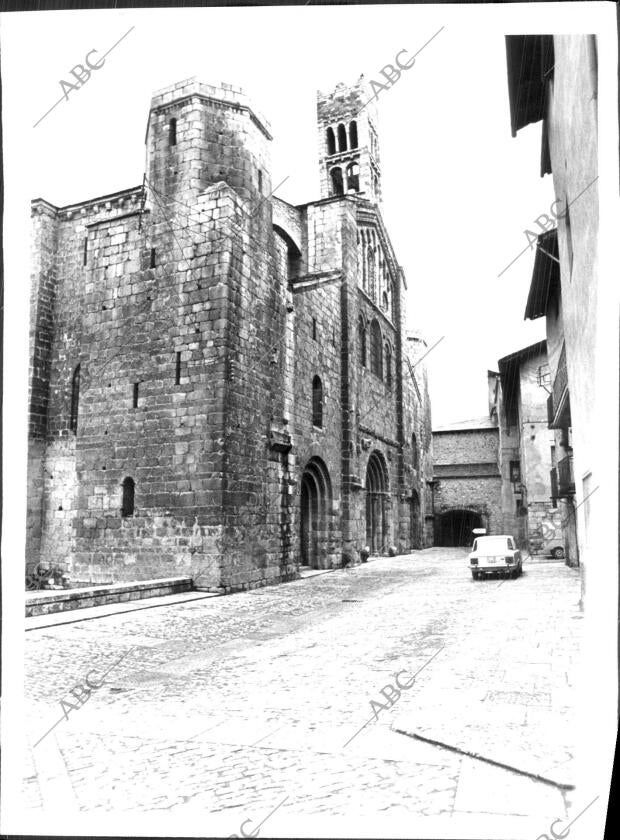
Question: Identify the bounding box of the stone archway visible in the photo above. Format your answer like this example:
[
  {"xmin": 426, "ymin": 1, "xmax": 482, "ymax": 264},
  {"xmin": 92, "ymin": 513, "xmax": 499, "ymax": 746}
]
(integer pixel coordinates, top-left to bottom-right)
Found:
[
  {"xmin": 299, "ymin": 457, "xmax": 332, "ymax": 569},
  {"xmin": 436, "ymin": 508, "xmax": 483, "ymax": 547},
  {"xmin": 366, "ymin": 451, "xmax": 389, "ymax": 554}
]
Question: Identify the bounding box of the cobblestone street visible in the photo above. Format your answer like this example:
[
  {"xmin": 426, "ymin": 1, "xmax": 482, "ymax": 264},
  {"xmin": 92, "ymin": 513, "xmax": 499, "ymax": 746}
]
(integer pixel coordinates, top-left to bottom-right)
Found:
[{"xmin": 20, "ymin": 549, "xmax": 582, "ymax": 838}]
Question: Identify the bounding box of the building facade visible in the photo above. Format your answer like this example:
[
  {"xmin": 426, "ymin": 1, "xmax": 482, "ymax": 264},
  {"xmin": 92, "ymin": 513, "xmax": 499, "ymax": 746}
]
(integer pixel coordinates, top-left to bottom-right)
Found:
[
  {"xmin": 432, "ymin": 417, "xmax": 502, "ymax": 546},
  {"xmin": 494, "ymin": 341, "xmax": 564, "ymax": 557},
  {"xmin": 506, "ymin": 35, "xmax": 600, "ymax": 578},
  {"xmin": 27, "ymin": 76, "xmax": 432, "ymax": 592},
  {"xmin": 432, "ymin": 343, "xmax": 560, "ymax": 555}
]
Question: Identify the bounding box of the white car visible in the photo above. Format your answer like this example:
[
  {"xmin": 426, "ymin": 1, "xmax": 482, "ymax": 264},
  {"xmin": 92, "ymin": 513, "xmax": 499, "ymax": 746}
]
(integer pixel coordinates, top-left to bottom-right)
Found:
[{"xmin": 469, "ymin": 535, "xmax": 523, "ymax": 580}]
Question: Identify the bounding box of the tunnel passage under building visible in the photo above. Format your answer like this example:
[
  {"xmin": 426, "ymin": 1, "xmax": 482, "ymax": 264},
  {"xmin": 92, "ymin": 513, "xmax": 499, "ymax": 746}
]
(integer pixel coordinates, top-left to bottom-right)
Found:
[{"xmin": 436, "ymin": 509, "xmax": 483, "ymax": 546}]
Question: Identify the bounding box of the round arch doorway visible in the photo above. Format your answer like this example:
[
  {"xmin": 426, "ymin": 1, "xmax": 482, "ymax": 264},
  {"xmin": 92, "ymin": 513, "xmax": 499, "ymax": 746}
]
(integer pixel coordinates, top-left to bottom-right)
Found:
[
  {"xmin": 299, "ymin": 457, "xmax": 332, "ymax": 569},
  {"xmin": 366, "ymin": 451, "xmax": 389, "ymax": 554}
]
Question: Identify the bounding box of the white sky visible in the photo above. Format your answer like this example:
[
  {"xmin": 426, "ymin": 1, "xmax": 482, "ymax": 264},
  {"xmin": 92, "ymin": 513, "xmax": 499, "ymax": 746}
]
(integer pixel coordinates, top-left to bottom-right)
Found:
[{"xmin": 0, "ymin": 2, "xmax": 609, "ymax": 427}]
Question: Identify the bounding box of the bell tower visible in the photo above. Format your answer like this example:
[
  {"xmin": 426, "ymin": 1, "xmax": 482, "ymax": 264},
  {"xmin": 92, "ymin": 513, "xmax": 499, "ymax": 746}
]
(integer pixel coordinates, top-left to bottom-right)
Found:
[{"xmin": 316, "ymin": 75, "xmax": 382, "ymax": 204}]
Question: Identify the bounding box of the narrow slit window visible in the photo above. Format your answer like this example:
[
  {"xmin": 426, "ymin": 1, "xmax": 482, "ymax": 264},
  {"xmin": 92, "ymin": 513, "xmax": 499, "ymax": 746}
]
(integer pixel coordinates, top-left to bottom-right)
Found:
[
  {"xmin": 83, "ymin": 237, "xmax": 88, "ymax": 266},
  {"xmin": 133, "ymin": 383, "xmax": 139, "ymax": 408},
  {"xmin": 358, "ymin": 317, "xmax": 366, "ymax": 367},
  {"xmin": 150, "ymin": 248, "xmax": 156, "ymax": 268},
  {"xmin": 312, "ymin": 375, "xmax": 323, "ymax": 428},
  {"xmin": 312, "ymin": 318, "xmax": 317, "ymax": 341},
  {"xmin": 175, "ymin": 351, "xmax": 181, "ymax": 385},
  {"xmin": 258, "ymin": 169, "xmax": 263, "ymax": 193},
  {"xmin": 370, "ymin": 319, "xmax": 383, "ymax": 379},
  {"xmin": 385, "ymin": 343, "xmax": 392, "ymax": 388},
  {"xmin": 169, "ymin": 118, "xmax": 177, "ymax": 146},
  {"xmin": 121, "ymin": 477, "xmax": 135, "ymax": 517}
]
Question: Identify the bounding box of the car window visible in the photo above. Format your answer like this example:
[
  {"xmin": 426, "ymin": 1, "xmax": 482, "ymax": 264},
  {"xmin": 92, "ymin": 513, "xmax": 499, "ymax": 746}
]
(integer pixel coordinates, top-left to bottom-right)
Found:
[
  {"xmin": 475, "ymin": 537, "xmax": 510, "ymax": 553},
  {"xmin": 508, "ymin": 538, "xmax": 515, "ymax": 549},
  {"xmin": 472, "ymin": 540, "xmax": 477, "ymax": 551}
]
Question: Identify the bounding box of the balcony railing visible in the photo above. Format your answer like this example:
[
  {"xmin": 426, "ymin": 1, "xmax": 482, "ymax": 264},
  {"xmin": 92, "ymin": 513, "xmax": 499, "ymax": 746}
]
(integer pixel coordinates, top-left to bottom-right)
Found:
[{"xmin": 557, "ymin": 454, "xmax": 575, "ymax": 497}]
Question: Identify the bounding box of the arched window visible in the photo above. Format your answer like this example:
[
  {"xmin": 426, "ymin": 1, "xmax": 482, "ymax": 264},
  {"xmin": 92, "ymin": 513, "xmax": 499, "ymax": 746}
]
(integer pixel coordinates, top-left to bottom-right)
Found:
[
  {"xmin": 370, "ymin": 320, "xmax": 383, "ymax": 379},
  {"xmin": 70, "ymin": 364, "xmax": 80, "ymax": 433},
  {"xmin": 326, "ymin": 127, "xmax": 336, "ymax": 156},
  {"xmin": 390, "ymin": 280, "xmax": 395, "ymax": 321},
  {"xmin": 412, "ymin": 433, "xmax": 419, "ymax": 470},
  {"xmin": 382, "ymin": 291, "xmax": 389, "ymax": 312},
  {"xmin": 330, "ymin": 167, "xmax": 344, "ymax": 196},
  {"xmin": 169, "ymin": 118, "xmax": 177, "ymax": 147},
  {"xmin": 385, "ymin": 343, "xmax": 392, "ymax": 388},
  {"xmin": 337, "ymin": 123, "xmax": 347, "ymax": 152},
  {"xmin": 349, "ymin": 120, "xmax": 358, "ymax": 149},
  {"xmin": 121, "ymin": 477, "xmax": 135, "ymax": 517},
  {"xmin": 367, "ymin": 247, "xmax": 376, "ymax": 300},
  {"xmin": 346, "ymin": 162, "xmax": 360, "ymax": 193},
  {"xmin": 312, "ymin": 375, "xmax": 323, "ymax": 428},
  {"xmin": 358, "ymin": 317, "xmax": 367, "ymax": 367}
]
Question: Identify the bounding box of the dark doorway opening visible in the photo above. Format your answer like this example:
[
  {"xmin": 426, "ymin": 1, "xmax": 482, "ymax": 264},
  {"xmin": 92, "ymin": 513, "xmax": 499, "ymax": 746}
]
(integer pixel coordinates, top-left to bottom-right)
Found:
[
  {"xmin": 436, "ymin": 509, "xmax": 482, "ymax": 546},
  {"xmin": 366, "ymin": 452, "xmax": 389, "ymax": 554},
  {"xmin": 299, "ymin": 458, "xmax": 332, "ymax": 569}
]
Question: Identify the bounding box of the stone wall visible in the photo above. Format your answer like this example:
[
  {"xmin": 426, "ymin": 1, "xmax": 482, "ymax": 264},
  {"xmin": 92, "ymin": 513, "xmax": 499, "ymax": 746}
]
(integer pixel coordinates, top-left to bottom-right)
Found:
[
  {"xmin": 432, "ymin": 427, "xmax": 502, "ymax": 541},
  {"xmin": 434, "ymin": 475, "xmax": 503, "ymax": 536},
  {"xmin": 434, "ymin": 427, "xmax": 499, "ymax": 465}
]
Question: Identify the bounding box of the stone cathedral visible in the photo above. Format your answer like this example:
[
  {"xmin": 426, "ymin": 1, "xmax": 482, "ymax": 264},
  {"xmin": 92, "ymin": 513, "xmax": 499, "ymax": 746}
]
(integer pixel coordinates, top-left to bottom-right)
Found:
[{"xmin": 27, "ymin": 76, "xmax": 433, "ymax": 593}]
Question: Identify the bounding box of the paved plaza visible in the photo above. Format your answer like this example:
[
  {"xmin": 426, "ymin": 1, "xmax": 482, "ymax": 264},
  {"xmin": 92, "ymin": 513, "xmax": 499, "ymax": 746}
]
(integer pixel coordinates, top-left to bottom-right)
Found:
[{"xmin": 20, "ymin": 549, "xmax": 582, "ymax": 838}]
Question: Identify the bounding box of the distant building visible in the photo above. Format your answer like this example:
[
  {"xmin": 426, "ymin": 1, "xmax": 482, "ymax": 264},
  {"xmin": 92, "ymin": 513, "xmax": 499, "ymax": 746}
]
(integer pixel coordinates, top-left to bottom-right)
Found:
[
  {"xmin": 432, "ymin": 416, "xmax": 501, "ymax": 546},
  {"xmin": 433, "ymin": 342, "xmax": 560, "ymax": 555},
  {"xmin": 494, "ymin": 341, "xmax": 564, "ymax": 558},
  {"xmin": 506, "ymin": 35, "xmax": 599, "ymax": 580}
]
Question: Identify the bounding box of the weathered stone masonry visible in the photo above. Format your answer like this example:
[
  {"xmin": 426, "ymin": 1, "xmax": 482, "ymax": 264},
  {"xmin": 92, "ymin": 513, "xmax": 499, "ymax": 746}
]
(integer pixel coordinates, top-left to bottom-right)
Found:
[
  {"xmin": 432, "ymin": 425, "xmax": 503, "ymax": 545},
  {"xmin": 27, "ymin": 76, "xmax": 433, "ymax": 591}
]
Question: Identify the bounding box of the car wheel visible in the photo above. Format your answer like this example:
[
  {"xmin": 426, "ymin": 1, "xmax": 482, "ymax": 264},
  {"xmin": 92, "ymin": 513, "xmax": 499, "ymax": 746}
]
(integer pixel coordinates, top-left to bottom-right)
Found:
[
  {"xmin": 471, "ymin": 571, "xmax": 479, "ymax": 580},
  {"xmin": 552, "ymin": 547, "xmax": 565, "ymax": 560}
]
